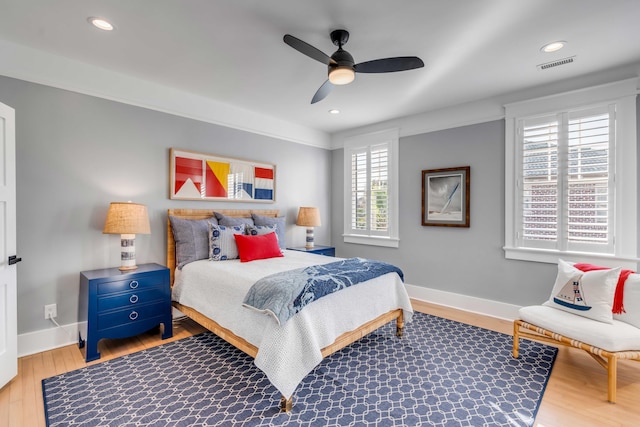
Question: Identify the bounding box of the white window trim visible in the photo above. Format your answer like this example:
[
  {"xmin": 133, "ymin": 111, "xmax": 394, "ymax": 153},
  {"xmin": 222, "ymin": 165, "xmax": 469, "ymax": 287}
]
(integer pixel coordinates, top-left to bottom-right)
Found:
[
  {"xmin": 504, "ymin": 78, "xmax": 639, "ymax": 269},
  {"xmin": 343, "ymin": 128, "xmax": 400, "ymax": 248}
]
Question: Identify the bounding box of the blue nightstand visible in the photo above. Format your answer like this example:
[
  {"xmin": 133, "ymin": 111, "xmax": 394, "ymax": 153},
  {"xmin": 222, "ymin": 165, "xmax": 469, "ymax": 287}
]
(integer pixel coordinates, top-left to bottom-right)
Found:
[
  {"xmin": 287, "ymin": 245, "xmax": 335, "ymax": 257},
  {"xmin": 78, "ymin": 263, "xmax": 173, "ymax": 362}
]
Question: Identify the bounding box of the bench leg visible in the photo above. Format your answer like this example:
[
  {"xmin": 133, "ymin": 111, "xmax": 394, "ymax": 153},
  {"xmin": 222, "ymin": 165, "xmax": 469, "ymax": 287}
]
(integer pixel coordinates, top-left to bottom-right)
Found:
[{"xmin": 607, "ymin": 356, "xmax": 617, "ymax": 403}]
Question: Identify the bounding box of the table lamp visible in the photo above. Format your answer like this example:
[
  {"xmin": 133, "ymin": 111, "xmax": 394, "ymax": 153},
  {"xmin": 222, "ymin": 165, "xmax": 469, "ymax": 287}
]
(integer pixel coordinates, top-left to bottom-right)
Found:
[
  {"xmin": 296, "ymin": 207, "xmax": 321, "ymax": 249},
  {"xmin": 103, "ymin": 202, "xmax": 151, "ymax": 271}
]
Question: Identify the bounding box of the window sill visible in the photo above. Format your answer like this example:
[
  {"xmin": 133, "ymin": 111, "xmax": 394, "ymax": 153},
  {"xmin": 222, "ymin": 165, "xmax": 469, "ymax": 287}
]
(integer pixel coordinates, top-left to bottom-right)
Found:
[
  {"xmin": 504, "ymin": 246, "xmax": 639, "ymax": 270},
  {"xmin": 343, "ymin": 234, "xmax": 399, "ymax": 248}
]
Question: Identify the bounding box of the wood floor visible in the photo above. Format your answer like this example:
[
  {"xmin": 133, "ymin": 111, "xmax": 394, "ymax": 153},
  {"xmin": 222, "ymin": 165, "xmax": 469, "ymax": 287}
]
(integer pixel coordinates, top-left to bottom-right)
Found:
[{"xmin": 1, "ymin": 300, "xmax": 638, "ymax": 426}]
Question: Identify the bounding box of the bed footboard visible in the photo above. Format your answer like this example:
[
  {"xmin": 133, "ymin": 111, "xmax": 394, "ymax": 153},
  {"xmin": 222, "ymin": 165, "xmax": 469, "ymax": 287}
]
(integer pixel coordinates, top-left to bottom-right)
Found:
[{"xmin": 174, "ymin": 302, "xmax": 404, "ymax": 412}]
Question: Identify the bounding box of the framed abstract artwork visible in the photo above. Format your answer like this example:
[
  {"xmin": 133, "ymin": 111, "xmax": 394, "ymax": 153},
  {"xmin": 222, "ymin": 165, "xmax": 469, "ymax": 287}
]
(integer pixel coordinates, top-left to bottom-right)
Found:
[
  {"xmin": 170, "ymin": 148, "xmax": 276, "ymax": 202},
  {"xmin": 422, "ymin": 166, "xmax": 470, "ymax": 227}
]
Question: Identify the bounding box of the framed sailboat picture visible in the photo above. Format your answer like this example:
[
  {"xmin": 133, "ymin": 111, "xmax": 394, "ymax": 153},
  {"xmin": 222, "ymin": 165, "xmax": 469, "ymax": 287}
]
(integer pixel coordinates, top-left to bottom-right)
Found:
[{"xmin": 422, "ymin": 166, "xmax": 470, "ymax": 227}]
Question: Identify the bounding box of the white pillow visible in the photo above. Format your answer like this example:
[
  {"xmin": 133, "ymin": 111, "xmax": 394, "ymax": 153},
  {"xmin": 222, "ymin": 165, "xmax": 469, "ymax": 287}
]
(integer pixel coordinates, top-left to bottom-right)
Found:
[
  {"xmin": 543, "ymin": 259, "xmax": 621, "ymax": 324},
  {"xmin": 613, "ymin": 273, "xmax": 640, "ymax": 328}
]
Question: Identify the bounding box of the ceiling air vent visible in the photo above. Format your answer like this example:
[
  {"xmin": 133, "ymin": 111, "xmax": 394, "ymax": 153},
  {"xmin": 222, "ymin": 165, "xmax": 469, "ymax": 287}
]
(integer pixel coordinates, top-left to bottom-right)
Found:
[{"xmin": 537, "ymin": 56, "xmax": 576, "ymax": 70}]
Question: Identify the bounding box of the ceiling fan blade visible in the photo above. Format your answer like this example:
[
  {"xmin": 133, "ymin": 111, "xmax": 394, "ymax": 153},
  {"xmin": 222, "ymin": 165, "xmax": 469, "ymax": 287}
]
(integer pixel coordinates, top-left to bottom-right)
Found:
[
  {"xmin": 284, "ymin": 34, "xmax": 336, "ymax": 65},
  {"xmin": 311, "ymin": 80, "xmax": 334, "ymax": 104},
  {"xmin": 354, "ymin": 57, "xmax": 424, "ymax": 73}
]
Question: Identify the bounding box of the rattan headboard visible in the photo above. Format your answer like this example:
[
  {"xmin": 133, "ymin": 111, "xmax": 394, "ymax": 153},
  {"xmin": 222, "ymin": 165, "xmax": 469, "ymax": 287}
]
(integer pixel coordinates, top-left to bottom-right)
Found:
[{"xmin": 166, "ymin": 208, "xmax": 279, "ymax": 285}]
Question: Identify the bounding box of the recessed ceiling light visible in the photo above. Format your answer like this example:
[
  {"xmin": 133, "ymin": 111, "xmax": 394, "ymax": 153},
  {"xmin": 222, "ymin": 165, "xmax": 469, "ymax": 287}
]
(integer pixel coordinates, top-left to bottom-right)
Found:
[
  {"xmin": 541, "ymin": 41, "xmax": 566, "ymax": 53},
  {"xmin": 88, "ymin": 17, "xmax": 115, "ymax": 31},
  {"xmin": 328, "ymin": 109, "xmax": 340, "ymax": 115}
]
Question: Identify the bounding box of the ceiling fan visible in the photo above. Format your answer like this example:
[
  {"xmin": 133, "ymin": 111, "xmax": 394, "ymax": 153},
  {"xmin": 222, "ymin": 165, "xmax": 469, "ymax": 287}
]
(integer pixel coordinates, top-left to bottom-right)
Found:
[{"xmin": 284, "ymin": 29, "xmax": 425, "ymax": 104}]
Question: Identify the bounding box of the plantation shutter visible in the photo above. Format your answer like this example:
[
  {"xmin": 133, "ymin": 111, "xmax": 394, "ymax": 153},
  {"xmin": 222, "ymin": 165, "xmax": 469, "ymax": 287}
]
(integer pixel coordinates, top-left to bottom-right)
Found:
[
  {"xmin": 520, "ymin": 116, "xmax": 559, "ymax": 247},
  {"xmin": 518, "ymin": 105, "xmax": 614, "ymax": 253},
  {"xmin": 351, "ymin": 147, "xmax": 368, "ymax": 231},
  {"xmin": 566, "ymin": 107, "xmax": 613, "ymax": 250},
  {"xmin": 348, "ymin": 143, "xmax": 390, "ymax": 236},
  {"xmin": 370, "ymin": 144, "xmax": 389, "ymax": 233}
]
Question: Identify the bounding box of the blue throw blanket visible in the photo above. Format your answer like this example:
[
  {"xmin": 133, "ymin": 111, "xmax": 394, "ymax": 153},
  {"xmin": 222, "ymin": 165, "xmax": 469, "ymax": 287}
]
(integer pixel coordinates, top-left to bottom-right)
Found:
[{"xmin": 242, "ymin": 257, "xmax": 404, "ymax": 326}]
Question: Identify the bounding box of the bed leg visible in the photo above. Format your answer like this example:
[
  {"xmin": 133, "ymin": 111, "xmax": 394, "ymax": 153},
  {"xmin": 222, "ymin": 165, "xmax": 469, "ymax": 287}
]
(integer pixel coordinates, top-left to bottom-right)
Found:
[
  {"xmin": 395, "ymin": 311, "xmax": 404, "ymax": 338},
  {"xmin": 280, "ymin": 395, "xmax": 293, "ymax": 412},
  {"xmin": 512, "ymin": 320, "xmax": 520, "ymax": 359}
]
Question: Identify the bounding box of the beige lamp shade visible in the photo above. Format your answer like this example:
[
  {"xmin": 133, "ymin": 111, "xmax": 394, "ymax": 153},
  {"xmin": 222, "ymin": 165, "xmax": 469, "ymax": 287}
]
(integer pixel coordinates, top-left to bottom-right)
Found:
[
  {"xmin": 103, "ymin": 202, "xmax": 151, "ymax": 235},
  {"xmin": 103, "ymin": 202, "xmax": 150, "ymax": 271},
  {"xmin": 296, "ymin": 207, "xmax": 321, "ymax": 227}
]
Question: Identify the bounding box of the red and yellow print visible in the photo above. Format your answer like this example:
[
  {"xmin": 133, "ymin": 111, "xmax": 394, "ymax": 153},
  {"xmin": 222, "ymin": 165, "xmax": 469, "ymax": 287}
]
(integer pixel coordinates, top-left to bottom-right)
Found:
[{"xmin": 205, "ymin": 161, "xmax": 230, "ymax": 197}]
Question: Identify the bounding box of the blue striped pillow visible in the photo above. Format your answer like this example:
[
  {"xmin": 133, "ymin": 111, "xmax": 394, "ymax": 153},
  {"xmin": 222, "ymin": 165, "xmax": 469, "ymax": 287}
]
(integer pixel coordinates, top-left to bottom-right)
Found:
[{"xmin": 208, "ymin": 223, "xmax": 246, "ymax": 261}]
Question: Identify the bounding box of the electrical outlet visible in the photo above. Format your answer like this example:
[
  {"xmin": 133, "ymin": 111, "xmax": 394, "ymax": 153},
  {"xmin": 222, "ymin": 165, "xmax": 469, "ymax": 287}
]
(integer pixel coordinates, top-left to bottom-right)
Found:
[{"xmin": 44, "ymin": 303, "xmax": 57, "ymax": 320}]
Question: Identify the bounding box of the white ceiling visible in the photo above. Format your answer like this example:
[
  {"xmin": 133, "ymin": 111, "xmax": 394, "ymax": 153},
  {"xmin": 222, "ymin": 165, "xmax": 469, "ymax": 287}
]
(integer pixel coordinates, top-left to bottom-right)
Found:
[{"xmin": 1, "ymin": 0, "xmax": 640, "ymax": 145}]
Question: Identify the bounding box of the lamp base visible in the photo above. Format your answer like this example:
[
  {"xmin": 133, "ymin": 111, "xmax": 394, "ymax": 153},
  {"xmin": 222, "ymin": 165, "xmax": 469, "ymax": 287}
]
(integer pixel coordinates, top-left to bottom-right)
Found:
[
  {"xmin": 119, "ymin": 234, "xmax": 138, "ymax": 271},
  {"xmin": 305, "ymin": 227, "xmax": 315, "ymax": 249}
]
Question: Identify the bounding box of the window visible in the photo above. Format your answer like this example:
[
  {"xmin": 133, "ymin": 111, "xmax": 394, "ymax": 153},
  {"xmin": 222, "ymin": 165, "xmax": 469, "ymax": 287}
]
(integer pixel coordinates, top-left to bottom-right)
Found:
[
  {"xmin": 504, "ymin": 79, "xmax": 637, "ymax": 268},
  {"xmin": 343, "ymin": 129, "xmax": 399, "ymax": 247}
]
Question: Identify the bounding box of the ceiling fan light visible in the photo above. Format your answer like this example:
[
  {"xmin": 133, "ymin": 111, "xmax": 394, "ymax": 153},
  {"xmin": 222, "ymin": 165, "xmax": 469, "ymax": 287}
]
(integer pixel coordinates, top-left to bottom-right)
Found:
[{"xmin": 329, "ymin": 67, "xmax": 355, "ymax": 85}]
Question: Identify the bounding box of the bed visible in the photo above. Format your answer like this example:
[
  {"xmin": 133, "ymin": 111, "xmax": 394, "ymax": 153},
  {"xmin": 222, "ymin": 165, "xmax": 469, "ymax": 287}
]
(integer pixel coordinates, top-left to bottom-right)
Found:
[{"xmin": 167, "ymin": 208, "xmax": 413, "ymax": 411}]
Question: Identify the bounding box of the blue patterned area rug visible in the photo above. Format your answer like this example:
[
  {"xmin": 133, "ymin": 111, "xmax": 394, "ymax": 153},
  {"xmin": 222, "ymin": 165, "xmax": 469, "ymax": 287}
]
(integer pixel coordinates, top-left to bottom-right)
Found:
[{"xmin": 43, "ymin": 312, "xmax": 557, "ymax": 426}]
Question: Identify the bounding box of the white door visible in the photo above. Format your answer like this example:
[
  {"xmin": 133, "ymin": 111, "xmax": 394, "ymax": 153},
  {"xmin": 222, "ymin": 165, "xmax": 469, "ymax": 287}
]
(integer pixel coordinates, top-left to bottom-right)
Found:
[{"xmin": 0, "ymin": 101, "xmax": 18, "ymax": 389}]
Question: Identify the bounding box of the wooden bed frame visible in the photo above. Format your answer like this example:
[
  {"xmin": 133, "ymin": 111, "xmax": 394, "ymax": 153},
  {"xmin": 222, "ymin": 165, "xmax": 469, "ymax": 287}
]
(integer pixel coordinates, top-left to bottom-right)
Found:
[{"xmin": 167, "ymin": 208, "xmax": 404, "ymax": 412}]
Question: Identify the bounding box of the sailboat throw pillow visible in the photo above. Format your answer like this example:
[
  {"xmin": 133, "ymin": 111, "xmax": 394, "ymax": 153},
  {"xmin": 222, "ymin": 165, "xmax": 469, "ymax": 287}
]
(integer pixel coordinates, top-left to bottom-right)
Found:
[{"xmin": 543, "ymin": 259, "xmax": 622, "ymax": 324}]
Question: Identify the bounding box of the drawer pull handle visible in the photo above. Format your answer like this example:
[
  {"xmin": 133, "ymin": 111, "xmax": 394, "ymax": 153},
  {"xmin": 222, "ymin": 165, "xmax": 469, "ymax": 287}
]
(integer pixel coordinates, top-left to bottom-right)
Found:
[
  {"xmin": 129, "ymin": 311, "xmax": 139, "ymax": 321},
  {"xmin": 129, "ymin": 295, "xmax": 139, "ymax": 304},
  {"xmin": 129, "ymin": 280, "xmax": 139, "ymax": 289}
]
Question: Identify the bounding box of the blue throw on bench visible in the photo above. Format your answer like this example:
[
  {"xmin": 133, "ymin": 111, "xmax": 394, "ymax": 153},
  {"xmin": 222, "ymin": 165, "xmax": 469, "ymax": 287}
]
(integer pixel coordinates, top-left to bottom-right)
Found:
[{"xmin": 242, "ymin": 257, "xmax": 404, "ymax": 326}]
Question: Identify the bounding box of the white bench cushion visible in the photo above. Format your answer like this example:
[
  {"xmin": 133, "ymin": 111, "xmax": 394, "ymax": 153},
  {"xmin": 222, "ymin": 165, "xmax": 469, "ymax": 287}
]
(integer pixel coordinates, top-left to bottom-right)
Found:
[{"xmin": 519, "ymin": 305, "xmax": 640, "ymax": 352}]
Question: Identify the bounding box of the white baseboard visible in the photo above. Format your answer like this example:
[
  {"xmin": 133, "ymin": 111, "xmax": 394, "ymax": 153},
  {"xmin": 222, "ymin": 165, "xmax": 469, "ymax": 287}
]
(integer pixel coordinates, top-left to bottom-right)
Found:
[
  {"xmin": 405, "ymin": 284, "xmax": 521, "ymax": 321},
  {"xmin": 18, "ymin": 290, "xmax": 519, "ymax": 357},
  {"xmin": 18, "ymin": 308, "xmax": 186, "ymax": 357},
  {"xmin": 18, "ymin": 321, "xmax": 83, "ymax": 358}
]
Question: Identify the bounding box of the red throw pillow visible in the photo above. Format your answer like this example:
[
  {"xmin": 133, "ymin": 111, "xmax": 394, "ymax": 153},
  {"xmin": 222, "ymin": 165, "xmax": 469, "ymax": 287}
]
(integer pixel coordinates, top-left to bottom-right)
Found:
[{"xmin": 234, "ymin": 232, "xmax": 284, "ymax": 262}]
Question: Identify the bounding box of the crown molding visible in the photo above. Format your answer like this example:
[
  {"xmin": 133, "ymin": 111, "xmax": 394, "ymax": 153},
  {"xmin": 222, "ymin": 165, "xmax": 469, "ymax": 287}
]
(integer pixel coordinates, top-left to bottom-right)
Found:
[{"xmin": 0, "ymin": 39, "xmax": 331, "ymax": 149}]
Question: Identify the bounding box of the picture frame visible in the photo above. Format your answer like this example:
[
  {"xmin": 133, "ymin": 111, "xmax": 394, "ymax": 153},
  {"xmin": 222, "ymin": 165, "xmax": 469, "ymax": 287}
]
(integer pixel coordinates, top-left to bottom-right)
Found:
[
  {"xmin": 422, "ymin": 166, "xmax": 470, "ymax": 227},
  {"xmin": 170, "ymin": 148, "xmax": 275, "ymax": 202}
]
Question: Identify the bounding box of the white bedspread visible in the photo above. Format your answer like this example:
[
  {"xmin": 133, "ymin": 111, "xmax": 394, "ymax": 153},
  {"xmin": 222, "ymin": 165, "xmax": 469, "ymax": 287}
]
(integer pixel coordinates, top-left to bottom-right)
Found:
[{"xmin": 172, "ymin": 250, "xmax": 413, "ymax": 398}]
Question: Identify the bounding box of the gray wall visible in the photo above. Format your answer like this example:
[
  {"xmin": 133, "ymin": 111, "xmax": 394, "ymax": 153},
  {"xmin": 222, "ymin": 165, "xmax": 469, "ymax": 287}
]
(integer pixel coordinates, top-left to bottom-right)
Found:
[
  {"xmin": 0, "ymin": 75, "xmax": 332, "ymax": 334},
  {"xmin": 332, "ymin": 120, "xmax": 573, "ymax": 307},
  {"xmin": 333, "ymin": 99, "xmax": 640, "ymax": 305},
  {"xmin": 3, "ymin": 73, "xmax": 638, "ymax": 334}
]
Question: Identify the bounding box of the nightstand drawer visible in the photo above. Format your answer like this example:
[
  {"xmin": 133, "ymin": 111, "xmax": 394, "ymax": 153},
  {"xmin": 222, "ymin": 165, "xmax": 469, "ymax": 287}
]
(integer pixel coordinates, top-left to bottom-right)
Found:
[
  {"xmin": 97, "ymin": 302, "xmax": 166, "ymax": 331},
  {"xmin": 98, "ymin": 287, "xmax": 166, "ymax": 312},
  {"xmin": 97, "ymin": 273, "xmax": 166, "ymax": 295}
]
